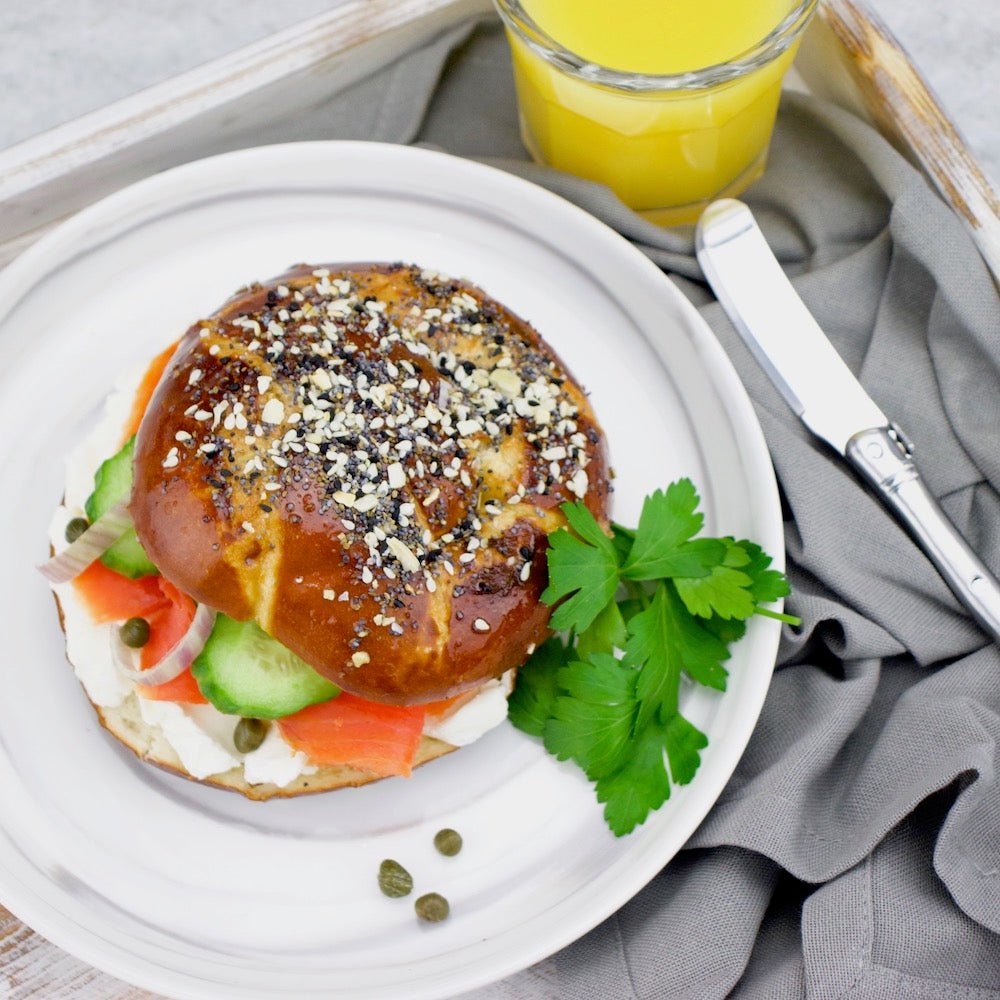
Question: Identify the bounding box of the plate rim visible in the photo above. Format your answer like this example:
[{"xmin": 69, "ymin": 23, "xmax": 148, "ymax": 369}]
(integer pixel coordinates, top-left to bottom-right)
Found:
[{"xmin": 0, "ymin": 140, "xmax": 783, "ymax": 999}]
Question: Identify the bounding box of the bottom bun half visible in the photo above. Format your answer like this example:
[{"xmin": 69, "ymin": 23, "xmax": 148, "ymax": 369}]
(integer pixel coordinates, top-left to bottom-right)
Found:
[
  {"xmin": 55, "ymin": 590, "xmax": 457, "ymax": 800},
  {"xmin": 93, "ymin": 693, "xmax": 456, "ymax": 800}
]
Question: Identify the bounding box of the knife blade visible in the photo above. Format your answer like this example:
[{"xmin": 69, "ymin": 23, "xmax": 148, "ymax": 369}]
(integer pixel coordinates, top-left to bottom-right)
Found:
[{"xmin": 696, "ymin": 198, "xmax": 1000, "ymax": 645}]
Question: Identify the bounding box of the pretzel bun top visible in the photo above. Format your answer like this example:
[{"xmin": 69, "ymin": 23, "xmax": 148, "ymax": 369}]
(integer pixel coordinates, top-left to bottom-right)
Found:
[{"xmin": 131, "ymin": 263, "xmax": 609, "ymax": 704}]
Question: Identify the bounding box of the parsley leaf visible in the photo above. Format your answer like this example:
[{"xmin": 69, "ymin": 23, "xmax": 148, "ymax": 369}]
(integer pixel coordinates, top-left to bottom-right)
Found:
[
  {"xmin": 576, "ymin": 600, "xmax": 628, "ymax": 660},
  {"xmin": 616, "ymin": 596, "xmax": 646, "ymax": 626},
  {"xmin": 596, "ymin": 716, "xmax": 671, "ymax": 836},
  {"xmin": 624, "ymin": 582, "xmax": 730, "ymax": 731},
  {"xmin": 507, "ymin": 638, "xmax": 568, "ymax": 738},
  {"xmin": 622, "ymin": 480, "xmax": 724, "ymax": 581},
  {"xmin": 664, "ymin": 714, "xmax": 708, "ymax": 785},
  {"xmin": 542, "ymin": 502, "xmax": 620, "ymax": 634},
  {"xmin": 595, "ymin": 709, "xmax": 709, "ymax": 835},
  {"xmin": 623, "ymin": 584, "xmax": 680, "ymax": 726},
  {"xmin": 544, "ymin": 653, "xmax": 636, "ymax": 780},
  {"xmin": 596, "ymin": 714, "xmax": 708, "ymax": 837},
  {"xmin": 611, "ymin": 523, "xmax": 636, "ymax": 564},
  {"xmin": 736, "ymin": 539, "xmax": 792, "ymax": 605},
  {"xmin": 673, "ymin": 539, "xmax": 755, "ymax": 619},
  {"xmin": 702, "ymin": 614, "xmax": 748, "ymax": 646}
]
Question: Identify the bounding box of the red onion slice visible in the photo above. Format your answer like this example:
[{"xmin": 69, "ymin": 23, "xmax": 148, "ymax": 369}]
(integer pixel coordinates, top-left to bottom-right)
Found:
[
  {"xmin": 112, "ymin": 603, "xmax": 217, "ymax": 687},
  {"xmin": 39, "ymin": 502, "xmax": 133, "ymax": 584}
]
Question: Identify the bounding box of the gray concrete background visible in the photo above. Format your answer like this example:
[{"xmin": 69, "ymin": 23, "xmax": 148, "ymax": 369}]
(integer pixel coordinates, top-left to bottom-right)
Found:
[{"xmin": 0, "ymin": 1, "xmax": 997, "ymax": 183}]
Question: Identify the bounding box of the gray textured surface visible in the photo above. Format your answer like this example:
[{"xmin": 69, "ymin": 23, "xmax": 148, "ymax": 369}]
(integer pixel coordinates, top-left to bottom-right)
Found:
[{"xmin": 0, "ymin": 1, "xmax": 997, "ymax": 183}]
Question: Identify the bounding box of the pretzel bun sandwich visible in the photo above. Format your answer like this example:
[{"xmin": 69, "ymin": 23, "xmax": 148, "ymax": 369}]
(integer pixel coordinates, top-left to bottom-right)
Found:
[{"xmin": 42, "ymin": 263, "xmax": 609, "ymax": 797}]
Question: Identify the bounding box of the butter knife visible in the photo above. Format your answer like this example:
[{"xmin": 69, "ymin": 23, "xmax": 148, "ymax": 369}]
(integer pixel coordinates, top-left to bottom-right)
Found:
[{"xmin": 696, "ymin": 198, "xmax": 1000, "ymax": 644}]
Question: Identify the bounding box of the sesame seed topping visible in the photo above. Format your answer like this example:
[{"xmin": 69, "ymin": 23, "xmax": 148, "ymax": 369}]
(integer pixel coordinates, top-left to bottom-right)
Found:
[
  {"xmin": 261, "ymin": 399, "xmax": 285, "ymax": 424},
  {"xmin": 567, "ymin": 468, "xmax": 589, "ymax": 499},
  {"xmin": 489, "ymin": 368, "xmax": 521, "ymax": 396},
  {"xmin": 351, "ymin": 651, "xmax": 370, "ymax": 667},
  {"xmin": 472, "ymin": 618, "xmax": 491, "ymax": 633},
  {"xmin": 163, "ymin": 264, "xmax": 598, "ymax": 643},
  {"xmin": 387, "ymin": 462, "xmax": 406, "ymax": 490},
  {"xmin": 386, "ymin": 537, "xmax": 420, "ymax": 574}
]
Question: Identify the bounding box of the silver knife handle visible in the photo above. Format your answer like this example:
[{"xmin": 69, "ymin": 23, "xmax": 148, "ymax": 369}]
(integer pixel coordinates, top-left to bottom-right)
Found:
[{"xmin": 846, "ymin": 426, "xmax": 1000, "ymax": 644}]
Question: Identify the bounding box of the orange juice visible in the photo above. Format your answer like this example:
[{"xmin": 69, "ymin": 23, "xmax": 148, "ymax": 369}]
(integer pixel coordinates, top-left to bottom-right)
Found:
[{"xmin": 501, "ymin": 0, "xmax": 811, "ymax": 223}]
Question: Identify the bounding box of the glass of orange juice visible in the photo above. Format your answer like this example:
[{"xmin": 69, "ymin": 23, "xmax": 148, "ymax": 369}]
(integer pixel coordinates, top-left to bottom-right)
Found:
[{"xmin": 494, "ymin": 0, "xmax": 817, "ymax": 225}]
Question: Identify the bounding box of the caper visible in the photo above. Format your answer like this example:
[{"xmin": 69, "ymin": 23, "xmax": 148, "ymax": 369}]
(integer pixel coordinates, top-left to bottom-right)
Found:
[
  {"xmin": 234, "ymin": 717, "xmax": 269, "ymax": 754},
  {"xmin": 433, "ymin": 828, "xmax": 462, "ymax": 857},
  {"xmin": 119, "ymin": 617, "xmax": 150, "ymax": 648},
  {"xmin": 65, "ymin": 517, "xmax": 90, "ymax": 543},
  {"xmin": 415, "ymin": 892, "xmax": 449, "ymax": 923},
  {"xmin": 378, "ymin": 859, "xmax": 413, "ymax": 898}
]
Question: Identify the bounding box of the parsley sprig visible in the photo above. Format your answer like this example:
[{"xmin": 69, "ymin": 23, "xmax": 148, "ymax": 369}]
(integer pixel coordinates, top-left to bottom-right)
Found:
[{"xmin": 509, "ymin": 478, "xmax": 796, "ymax": 836}]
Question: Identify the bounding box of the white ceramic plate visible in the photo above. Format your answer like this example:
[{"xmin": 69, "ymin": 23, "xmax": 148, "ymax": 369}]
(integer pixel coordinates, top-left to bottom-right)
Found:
[{"xmin": 0, "ymin": 143, "xmax": 781, "ymax": 999}]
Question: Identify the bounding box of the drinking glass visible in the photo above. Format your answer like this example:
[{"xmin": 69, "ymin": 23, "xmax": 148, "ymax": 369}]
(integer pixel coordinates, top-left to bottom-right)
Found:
[{"xmin": 494, "ymin": 0, "xmax": 818, "ymax": 224}]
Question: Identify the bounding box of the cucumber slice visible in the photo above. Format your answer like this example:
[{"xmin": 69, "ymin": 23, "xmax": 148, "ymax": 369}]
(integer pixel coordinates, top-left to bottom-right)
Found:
[
  {"xmin": 192, "ymin": 615, "xmax": 340, "ymax": 719},
  {"xmin": 84, "ymin": 436, "xmax": 158, "ymax": 579}
]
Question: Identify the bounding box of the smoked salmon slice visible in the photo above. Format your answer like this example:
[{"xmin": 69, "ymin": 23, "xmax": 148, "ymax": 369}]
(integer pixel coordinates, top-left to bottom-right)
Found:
[
  {"xmin": 121, "ymin": 340, "xmax": 177, "ymax": 443},
  {"xmin": 73, "ymin": 560, "xmax": 164, "ymax": 624},
  {"xmin": 278, "ymin": 694, "xmax": 426, "ymax": 777},
  {"xmin": 140, "ymin": 667, "xmax": 205, "ymax": 704},
  {"xmin": 73, "ymin": 562, "xmax": 206, "ymax": 703},
  {"xmin": 138, "ymin": 579, "xmax": 206, "ymax": 704}
]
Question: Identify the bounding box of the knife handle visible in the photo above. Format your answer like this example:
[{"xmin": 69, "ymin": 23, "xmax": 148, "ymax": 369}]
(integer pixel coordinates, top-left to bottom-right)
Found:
[{"xmin": 846, "ymin": 426, "xmax": 1000, "ymax": 644}]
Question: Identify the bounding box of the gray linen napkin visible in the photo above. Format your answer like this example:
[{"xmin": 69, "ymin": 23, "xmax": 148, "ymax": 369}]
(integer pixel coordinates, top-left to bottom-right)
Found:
[{"xmin": 325, "ymin": 19, "xmax": 1000, "ymax": 999}]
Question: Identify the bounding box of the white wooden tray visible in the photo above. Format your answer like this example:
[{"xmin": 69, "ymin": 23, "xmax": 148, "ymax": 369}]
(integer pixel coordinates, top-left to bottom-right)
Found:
[
  {"xmin": 1, "ymin": 1, "xmax": 997, "ymax": 996},
  {"xmin": 1, "ymin": 0, "xmax": 996, "ymax": 281}
]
